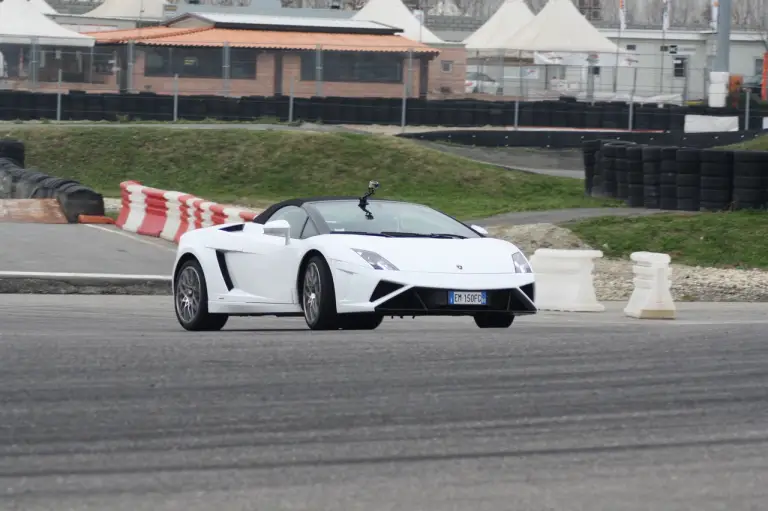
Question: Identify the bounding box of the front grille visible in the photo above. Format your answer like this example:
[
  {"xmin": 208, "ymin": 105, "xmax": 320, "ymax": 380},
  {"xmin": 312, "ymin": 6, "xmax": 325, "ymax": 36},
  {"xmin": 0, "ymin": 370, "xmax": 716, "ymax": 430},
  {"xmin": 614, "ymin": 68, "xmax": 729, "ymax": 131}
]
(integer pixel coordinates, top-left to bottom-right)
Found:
[{"xmin": 375, "ymin": 286, "xmax": 536, "ymax": 315}]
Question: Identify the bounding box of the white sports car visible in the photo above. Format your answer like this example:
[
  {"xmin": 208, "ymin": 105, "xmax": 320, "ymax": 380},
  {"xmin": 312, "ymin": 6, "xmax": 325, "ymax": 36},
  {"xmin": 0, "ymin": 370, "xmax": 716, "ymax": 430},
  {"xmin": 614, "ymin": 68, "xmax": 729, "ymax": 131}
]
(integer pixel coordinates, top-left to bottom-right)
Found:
[{"xmin": 172, "ymin": 183, "xmax": 536, "ymax": 331}]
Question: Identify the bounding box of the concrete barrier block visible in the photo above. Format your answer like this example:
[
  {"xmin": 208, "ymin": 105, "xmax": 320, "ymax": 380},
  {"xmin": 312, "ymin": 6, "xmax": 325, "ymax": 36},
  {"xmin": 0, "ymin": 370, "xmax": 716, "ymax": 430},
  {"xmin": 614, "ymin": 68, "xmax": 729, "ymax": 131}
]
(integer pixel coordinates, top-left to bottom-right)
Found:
[
  {"xmin": 529, "ymin": 248, "xmax": 605, "ymax": 312},
  {"xmin": 624, "ymin": 252, "xmax": 675, "ymax": 319}
]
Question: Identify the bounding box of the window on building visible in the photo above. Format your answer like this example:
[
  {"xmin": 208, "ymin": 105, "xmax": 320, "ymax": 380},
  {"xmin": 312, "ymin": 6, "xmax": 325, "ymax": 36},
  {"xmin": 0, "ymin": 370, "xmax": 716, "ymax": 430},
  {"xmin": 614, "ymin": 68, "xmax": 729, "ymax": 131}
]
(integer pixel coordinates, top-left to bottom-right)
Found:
[
  {"xmin": 577, "ymin": 0, "xmax": 602, "ymax": 21},
  {"xmin": 300, "ymin": 51, "xmax": 403, "ymax": 83},
  {"xmin": 754, "ymin": 58, "xmax": 764, "ymax": 77},
  {"xmin": 591, "ymin": 66, "xmax": 600, "ymax": 76},
  {"xmin": 143, "ymin": 47, "xmax": 257, "ymax": 79},
  {"xmin": 626, "ymin": 44, "xmax": 636, "ymax": 51},
  {"xmin": 230, "ymin": 48, "xmax": 258, "ymax": 79},
  {"xmin": 441, "ymin": 60, "xmax": 453, "ymax": 73},
  {"xmin": 673, "ymin": 57, "xmax": 687, "ymax": 78}
]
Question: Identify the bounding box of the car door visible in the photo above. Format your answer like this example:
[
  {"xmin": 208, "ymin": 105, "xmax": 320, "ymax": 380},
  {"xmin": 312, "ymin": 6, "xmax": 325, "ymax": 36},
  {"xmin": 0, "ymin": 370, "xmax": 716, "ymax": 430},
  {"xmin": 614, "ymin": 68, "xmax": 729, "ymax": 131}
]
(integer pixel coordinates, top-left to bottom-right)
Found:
[{"xmin": 225, "ymin": 206, "xmax": 308, "ymax": 304}]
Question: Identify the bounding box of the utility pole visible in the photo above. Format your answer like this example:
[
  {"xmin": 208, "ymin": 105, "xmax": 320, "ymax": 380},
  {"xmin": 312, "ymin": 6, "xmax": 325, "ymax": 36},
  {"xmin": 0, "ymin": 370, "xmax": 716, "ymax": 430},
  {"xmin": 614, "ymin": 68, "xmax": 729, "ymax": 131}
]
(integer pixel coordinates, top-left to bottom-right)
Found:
[{"xmin": 709, "ymin": 0, "xmax": 732, "ymax": 107}]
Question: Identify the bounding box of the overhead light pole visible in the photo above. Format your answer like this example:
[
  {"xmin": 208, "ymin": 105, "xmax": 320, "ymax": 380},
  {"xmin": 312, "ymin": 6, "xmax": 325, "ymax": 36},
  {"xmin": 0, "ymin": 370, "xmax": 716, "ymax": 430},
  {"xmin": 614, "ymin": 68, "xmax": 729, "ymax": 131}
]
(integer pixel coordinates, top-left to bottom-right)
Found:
[{"xmin": 708, "ymin": 0, "xmax": 731, "ymax": 107}]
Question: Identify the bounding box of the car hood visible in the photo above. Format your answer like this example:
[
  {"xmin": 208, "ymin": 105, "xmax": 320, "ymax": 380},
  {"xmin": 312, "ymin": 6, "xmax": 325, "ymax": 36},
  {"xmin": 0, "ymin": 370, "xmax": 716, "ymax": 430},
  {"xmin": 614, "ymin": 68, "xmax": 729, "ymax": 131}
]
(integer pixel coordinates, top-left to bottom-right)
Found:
[{"xmin": 322, "ymin": 235, "xmax": 522, "ymax": 274}]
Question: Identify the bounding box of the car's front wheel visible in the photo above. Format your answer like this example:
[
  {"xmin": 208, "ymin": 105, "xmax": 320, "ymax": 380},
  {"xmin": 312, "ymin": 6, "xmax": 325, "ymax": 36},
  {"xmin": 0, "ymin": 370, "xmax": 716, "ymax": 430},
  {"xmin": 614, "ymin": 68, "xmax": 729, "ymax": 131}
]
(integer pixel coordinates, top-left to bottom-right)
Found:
[
  {"xmin": 474, "ymin": 312, "xmax": 514, "ymax": 329},
  {"xmin": 174, "ymin": 258, "xmax": 229, "ymax": 331},
  {"xmin": 302, "ymin": 255, "xmax": 339, "ymax": 330}
]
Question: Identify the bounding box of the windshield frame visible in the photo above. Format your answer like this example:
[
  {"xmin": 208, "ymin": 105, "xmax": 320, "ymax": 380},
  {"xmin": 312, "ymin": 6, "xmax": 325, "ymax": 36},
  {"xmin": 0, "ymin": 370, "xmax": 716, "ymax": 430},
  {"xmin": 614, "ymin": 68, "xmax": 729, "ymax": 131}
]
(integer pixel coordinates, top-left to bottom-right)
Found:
[{"xmin": 303, "ymin": 199, "xmax": 482, "ymax": 239}]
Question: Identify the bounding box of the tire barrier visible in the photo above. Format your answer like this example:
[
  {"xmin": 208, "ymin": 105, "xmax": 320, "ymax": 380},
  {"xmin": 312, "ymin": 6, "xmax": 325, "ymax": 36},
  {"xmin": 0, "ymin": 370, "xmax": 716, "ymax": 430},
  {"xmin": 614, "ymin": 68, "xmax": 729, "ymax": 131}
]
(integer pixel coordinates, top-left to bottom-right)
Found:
[
  {"xmin": 0, "ymin": 144, "xmax": 104, "ymax": 223},
  {"xmin": 731, "ymin": 150, "xmax": 768, "ymax": 210},
  {"xmin": 641, "ymin": 146, "xmax": 662, "ymax": 209},
  {"xmin": 675, "ymin": 148, "xmax": 701, "ymax": 212},
  {"xmin": 624, "ymin": 252, "xmax": 676, "ymax": 320},
  {"xmin": 0, "ymin": 139, "xmax": 25, "ymax": 167},
  {"xmin": 400, "ymin": 128, "xmax": 764, "ymax": 149},
  {"xmin": 583, "ymin": 141, "xmax": 768, "ymax": 212},
  {"xmin": 528, "ymin": 248, "xmax": 605, "ymax": 312},
  {"xmin": 659, "ymin": 147, "xmax": 679, "ymax": 210},
  {"xmin": 582, "ymin": 139, "xmax": 600, "ymax": 195},
  {"xmin": 116, "ymin": 180, "xmax": 262, "ymax": 244},
  {"xmin": 0, "ymin": 89, "xmax": 765, "ymax": 129},
  {"xmin": 596, "ymin": 140, "xmax": 636, "ymax": 198},
  {"xmin": 699, "ymin": 149, "xmax": 734, "ymax": 211},
  {"xmin": 625, "ymin": 146, "xmax": 645, "ymax": 208}
]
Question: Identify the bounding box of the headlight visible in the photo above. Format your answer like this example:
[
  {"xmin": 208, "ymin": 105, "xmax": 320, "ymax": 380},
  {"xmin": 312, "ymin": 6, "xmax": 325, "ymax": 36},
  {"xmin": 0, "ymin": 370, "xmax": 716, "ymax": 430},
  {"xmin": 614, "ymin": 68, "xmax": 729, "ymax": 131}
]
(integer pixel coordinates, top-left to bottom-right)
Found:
[
  {"xmin": 511, "ymin": 251, "xmax": 532, "ymax": 273},
  {"xmin": 352, "ymin": 249, "xmax": 399, "ymax": 270}
]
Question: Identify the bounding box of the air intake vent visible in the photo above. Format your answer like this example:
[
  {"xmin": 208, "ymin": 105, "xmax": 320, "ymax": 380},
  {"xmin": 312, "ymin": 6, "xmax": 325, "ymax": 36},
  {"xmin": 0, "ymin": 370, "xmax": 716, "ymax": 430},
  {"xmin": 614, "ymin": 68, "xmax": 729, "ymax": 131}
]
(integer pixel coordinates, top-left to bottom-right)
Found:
[{"xmin": 370, "ymin": 280, "xmax": 404, "ymax": 301}]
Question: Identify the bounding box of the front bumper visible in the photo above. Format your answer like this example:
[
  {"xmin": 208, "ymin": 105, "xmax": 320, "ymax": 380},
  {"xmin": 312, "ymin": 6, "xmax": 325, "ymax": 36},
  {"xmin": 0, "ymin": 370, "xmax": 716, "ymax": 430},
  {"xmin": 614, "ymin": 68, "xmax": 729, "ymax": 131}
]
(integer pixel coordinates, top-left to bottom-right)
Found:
[{"xmin": 330, "ymin": 260, "xmax": 536, "ymax": 315}]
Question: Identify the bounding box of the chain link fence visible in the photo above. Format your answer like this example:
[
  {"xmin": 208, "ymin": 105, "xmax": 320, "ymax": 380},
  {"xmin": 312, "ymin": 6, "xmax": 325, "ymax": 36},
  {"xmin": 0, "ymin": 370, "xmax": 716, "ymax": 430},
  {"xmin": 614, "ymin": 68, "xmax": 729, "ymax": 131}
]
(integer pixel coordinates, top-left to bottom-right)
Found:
[{"xmin": 0, "ymin": 40, "xmax": 719, "ymax": 126}]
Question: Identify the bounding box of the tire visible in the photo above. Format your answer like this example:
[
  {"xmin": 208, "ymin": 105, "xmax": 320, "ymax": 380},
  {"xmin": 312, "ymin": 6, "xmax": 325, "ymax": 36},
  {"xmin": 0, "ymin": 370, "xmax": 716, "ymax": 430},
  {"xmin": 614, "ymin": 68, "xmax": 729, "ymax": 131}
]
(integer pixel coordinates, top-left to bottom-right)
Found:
[
  {"xmin": 700, "ymin": 176, "xmax": 730, "ymax": 190},
  {"xmin": 699, "ymin": 149, "xmax": 732, "ymax": 163},
  {"xmin": 677, "ymin": 198, "xmax": 699, "ymax": 211},
  {"xmin": 676, "ymin": 148, "xmax": 700, "ymax": 162},
  {"xmin": 301, "ymin": 255, "xmax": 339, "ymax": 330},
  {"xmin": 700, "ymin": 162, "xmax": 731, "ymax": 177},
  {"xmin": 677, "ymin": 174, "xmax": 700, "ymax": 187},
  {"xmin": 641, "ymin": 146, "xmax": 662, "ymax": 161},
  {"xmin": 174, "ymin": 258, "xmax": 229, "ymax": 332},
  {"xmin": 676, "ymin": 186, "xmax": 699, "ymax": 200},
  {"xmin": 339, "ymin": 313, "xmax": 383, "ymax": 330},
  {"xmin": 660, "ymin": 160, "xmax": 677, "ymax": 173},
  {"xmin": 660, "ymin": 147, "xmax": 678, "ymax": 160},
  {"xmin": 474, "ymin": 312, "xmax": 514, "ymax": 329}
]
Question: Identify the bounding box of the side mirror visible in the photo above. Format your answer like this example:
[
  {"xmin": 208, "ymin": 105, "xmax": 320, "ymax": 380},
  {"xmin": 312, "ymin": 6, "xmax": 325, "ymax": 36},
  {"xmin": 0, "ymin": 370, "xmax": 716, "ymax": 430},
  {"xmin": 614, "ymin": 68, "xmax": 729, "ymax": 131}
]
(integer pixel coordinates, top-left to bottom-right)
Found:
[
  {"xmin": 470, "ymin": 224, "xmax": 489, "ymax": 236},
  {"xmin": 263, "ymin": 219, "xmax": 291, "ymax": 244}
]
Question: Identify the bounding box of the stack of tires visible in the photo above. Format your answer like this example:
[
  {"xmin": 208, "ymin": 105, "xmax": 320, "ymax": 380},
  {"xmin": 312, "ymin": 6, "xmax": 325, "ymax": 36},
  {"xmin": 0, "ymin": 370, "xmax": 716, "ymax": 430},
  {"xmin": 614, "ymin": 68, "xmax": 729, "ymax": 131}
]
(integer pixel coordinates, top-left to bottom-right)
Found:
[
  {"xmin": 732, "ymin": 150, "xmax": 767, "ymax": 210},
  {"xmin": 659, "ymin": 147, "xmax": 679, "ymax": 210},
  {"xmin": 598, "ymin": 141, "xmax": 618, "ymax": 197},
  {"xmin": 698, "ymin": 149, "xmax": 734, "ymax": 211},
  {"xmin": 640, "ymin": 146, "xmax": 662, "ymax": 209},
  {"xmin": 582, "ymin": 139, "xmax": 601, "ymax": 196},
  {"xmin": 625, "ymin": 146, "xmax": 644, "ymax": 207},
  {"xmin": 675, "ymin": 148, "xmax": 701, "ymax": 211},
  {"xmin": 599, "ymin": 140, "xmax": 635, "ymax": 199},
  {"xmin": 614, "ymin": 145, "xmax": 630, "ymax": 200}
]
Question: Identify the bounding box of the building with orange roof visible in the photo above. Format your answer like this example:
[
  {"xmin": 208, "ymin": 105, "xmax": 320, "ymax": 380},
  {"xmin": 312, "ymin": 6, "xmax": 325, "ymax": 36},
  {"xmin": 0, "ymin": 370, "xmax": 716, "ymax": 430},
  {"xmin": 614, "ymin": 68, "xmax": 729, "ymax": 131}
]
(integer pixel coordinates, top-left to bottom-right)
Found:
[{"xmin": 60, "ymin": 12, "xmax": 465, "ymax": 99}]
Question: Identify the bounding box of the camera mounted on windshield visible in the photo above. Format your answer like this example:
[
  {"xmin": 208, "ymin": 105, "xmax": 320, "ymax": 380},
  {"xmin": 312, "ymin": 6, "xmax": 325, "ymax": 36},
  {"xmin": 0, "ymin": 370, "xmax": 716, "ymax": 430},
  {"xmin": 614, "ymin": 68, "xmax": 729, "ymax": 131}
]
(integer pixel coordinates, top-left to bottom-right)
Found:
[{"xmin": 358, "ymin": 180, "xmax": 380, "ymax": 220}]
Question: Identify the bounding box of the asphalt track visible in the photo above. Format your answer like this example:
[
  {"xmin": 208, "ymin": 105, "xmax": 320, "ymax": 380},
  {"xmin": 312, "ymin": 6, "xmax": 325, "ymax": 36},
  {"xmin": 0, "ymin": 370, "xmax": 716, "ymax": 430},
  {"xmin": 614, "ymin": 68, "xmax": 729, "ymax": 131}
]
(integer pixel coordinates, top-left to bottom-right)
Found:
[
  {"xmin": 2, "ymin": 296, "xmax": 767, "ymax": 511},
  {"xmin": 0, "ymin": 223, "xmax": 176, "ymax": 275}
]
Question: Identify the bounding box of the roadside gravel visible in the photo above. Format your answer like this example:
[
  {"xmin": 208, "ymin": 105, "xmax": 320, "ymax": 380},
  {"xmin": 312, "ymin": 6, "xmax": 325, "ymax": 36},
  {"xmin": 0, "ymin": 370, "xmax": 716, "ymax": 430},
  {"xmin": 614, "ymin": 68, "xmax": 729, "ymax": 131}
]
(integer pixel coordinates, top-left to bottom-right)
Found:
[{"xmin": 488, "ymin": 223, "xmax": 768, "ymax": 302}]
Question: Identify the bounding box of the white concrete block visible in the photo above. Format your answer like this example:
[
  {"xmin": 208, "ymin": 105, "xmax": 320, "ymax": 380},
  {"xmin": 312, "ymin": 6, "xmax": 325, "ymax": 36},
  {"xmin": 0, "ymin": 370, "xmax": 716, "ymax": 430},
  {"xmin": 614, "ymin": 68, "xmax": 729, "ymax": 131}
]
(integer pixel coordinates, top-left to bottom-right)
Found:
[
  {"xmin": 624, "ymin": 252, "xmax": 676, "ymax": 320},
  {"xmin": 529, "ymin": 248, "xmax": 605, "ymax": 312},
  {"xmin": 707, "ymin": 71, "xmax": 730, "ymax": 108}
]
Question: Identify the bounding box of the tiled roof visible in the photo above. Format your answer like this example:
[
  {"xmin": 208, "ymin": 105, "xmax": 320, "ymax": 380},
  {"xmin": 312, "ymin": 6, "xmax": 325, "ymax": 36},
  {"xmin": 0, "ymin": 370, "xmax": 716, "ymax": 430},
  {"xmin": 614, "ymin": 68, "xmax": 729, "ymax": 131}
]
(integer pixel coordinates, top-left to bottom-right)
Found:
[
  {"xmin": 86, "ymin": 26, "xmax": 440, "ymax": 53},
  {"xmin": 83, "ymin": 26, "xmax": 208, "ymax": 43}
]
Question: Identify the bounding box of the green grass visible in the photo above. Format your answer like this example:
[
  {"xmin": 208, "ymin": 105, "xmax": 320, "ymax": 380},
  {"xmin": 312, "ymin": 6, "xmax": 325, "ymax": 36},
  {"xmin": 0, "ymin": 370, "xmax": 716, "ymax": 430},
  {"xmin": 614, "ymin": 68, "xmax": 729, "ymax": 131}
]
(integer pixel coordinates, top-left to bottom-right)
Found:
[
  {"xmin": 2, "ymin": 126, "xmax": 618, "ymax": 219},
  {"xmin": 2, "ymin": 116, "xmax": 289, "ymax": 125},
  {"xmin": 566, "ymin": 211, "xmax": 768, "ymax": 269},
  {"xmin": 721, "ymin": 135, "xmax": 768, "ymax": 150}
]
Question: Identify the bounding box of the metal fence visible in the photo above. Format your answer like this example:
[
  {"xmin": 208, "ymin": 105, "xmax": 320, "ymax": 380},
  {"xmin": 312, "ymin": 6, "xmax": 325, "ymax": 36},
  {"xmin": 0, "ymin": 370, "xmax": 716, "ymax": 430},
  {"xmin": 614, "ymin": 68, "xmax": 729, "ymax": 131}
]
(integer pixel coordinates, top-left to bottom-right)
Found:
[{"xmin": 0, "ymin": 40, "xmax": 724, "ymax": 127}]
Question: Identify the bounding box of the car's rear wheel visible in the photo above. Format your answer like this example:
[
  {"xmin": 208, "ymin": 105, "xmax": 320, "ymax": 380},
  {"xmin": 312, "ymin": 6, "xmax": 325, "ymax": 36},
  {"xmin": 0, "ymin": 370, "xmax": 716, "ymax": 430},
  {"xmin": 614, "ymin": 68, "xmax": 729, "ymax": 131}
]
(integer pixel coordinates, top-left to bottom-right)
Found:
[
  {"xmin": 302, "ymin": 255, "xmax": 339, "ymax": 330},
  {"xmin": 174, "ymin": 258, "xmax": 229, "ymax": 331},
  {"xmin": 474, "ymin": 312, "xmax": 514, "ymax": 329},
  {"xmin": 339, "ymin": 313, "xmax": 383, "ymax": 330}
]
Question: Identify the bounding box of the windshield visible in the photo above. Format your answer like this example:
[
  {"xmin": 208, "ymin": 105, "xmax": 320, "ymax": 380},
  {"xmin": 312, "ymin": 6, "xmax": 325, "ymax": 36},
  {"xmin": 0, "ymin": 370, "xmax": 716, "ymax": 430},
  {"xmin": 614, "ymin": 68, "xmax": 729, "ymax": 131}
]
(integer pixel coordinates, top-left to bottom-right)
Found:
[{"xmin": 306, "ymin": 200, "xmax": 481, "ymax": 238}]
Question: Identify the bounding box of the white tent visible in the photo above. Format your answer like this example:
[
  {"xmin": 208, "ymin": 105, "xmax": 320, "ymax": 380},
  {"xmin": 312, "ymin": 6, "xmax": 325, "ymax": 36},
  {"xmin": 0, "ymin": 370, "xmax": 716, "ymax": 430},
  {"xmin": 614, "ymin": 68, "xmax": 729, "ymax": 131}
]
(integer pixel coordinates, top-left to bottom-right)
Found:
[
  {"xmin": 30, "ymin": 0, "xmax": 56, "ymax": 15},
  {"xmin": 352, "ymin": 0, "xmax": 444, "ymax": 45},
  {"xmin": 503, "ymin": 0, "xmax": 623, "ymax": 55},
  {"xmin": 0, "ymin": 0, "xmax": 94, "ymax": 47},
  {"xmin": 463, "ymin": 0, "xmax": 534, "ymax": 53},
  {"xmin": 85, "ymin": 0, "xmax": 165, "ymax": 20}
]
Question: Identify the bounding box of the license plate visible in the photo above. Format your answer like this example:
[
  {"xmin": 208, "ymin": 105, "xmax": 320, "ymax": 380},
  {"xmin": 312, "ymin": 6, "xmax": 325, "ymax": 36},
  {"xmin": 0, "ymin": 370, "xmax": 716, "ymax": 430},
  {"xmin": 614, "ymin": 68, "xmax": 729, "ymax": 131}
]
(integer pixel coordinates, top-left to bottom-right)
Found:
[{"xmin": 449, "ymin": 291, "xmax": 487, "ymax": 305}]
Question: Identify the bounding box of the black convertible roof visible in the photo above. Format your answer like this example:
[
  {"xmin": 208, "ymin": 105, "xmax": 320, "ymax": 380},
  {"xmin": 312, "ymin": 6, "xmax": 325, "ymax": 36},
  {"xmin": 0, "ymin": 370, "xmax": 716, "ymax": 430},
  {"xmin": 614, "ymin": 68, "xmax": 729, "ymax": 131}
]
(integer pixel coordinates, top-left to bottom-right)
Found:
[{"xmin": 252, "ymin": 196, "xmax": 406, "ymax": 224}]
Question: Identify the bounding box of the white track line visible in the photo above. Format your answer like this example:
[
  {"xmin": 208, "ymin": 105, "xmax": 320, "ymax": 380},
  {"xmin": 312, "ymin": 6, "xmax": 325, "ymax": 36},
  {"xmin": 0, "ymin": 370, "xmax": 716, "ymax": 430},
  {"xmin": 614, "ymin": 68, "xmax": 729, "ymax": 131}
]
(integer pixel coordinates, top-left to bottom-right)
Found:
[{"xmin": 84, "ymin": 224, "xmax": 177, "ymax": 252}]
